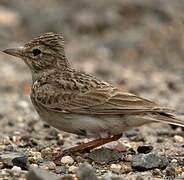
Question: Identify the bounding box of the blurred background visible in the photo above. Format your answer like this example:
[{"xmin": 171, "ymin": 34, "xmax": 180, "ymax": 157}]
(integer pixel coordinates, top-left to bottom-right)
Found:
[
  {"xmin": 0, "ymin": 0, "xmax": 183, "ymax": 111},
  {"xmin": 0, "ymin": 0, "xmax": 184, "ymax": 178}
]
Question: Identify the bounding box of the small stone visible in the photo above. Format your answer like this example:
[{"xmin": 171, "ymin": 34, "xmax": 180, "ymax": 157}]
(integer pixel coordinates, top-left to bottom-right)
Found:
[
  {"xmin": 173, "ymin": 135, "xmax": 184, "ymax": 143},
  {"xmin": 176, "ymin": 167, "xmax": 184, "ymax": 176},
  {"xmin": 76, "ymin": 163, "xmax": 97, "ymax": 180},
  {"xmin": 2, "ymin": 136, "xmax": 11, "ymax": 145},
  {"xmin": 27, "ymin": 167, "xmax": 59, "ymax": 180},
  {"xmin": 124, "ymin": 154, "xmax": 133, "ymax": 162},
  {"xmin": 12, "ymin": 155, "xmax": 28, "ymax": 170},
  {"xmin": 110, "ymin": 164, "xmax": 121, "ymax": 173},
  {"xmin": 41, "ymin": 147, "xmax": 53, "ymax": 158},
  {"xmin": 11, "ymin": 166, "xmax": 21, "ymax": 171},
  {"xmin": 39, "ymin": 161, "xmax": 56, "ymax": 170},
  {"xmin": 57, "ymin": 133, "xmax": 63, "ymax": 140},
  {"xmin": 137, "ymin": 145, "xmax": 153, "ymax": 154},
  {"xmin": 113, "ymin": 142, "xmax": 127, "ymax": 152},
  {"xmin": 55, "ymin": 166, "xmax": 67, "ymax": 174},
  {"xmin": 121, "ymin": 164, "xmax": 132, "ymax": 174},
  {"xmin": 68, "ymin": 165, "xmax": 78, "ymax": 173},
  {"xmin": 171, "ymin": 159, "xmax": 177, "ymax": 163},
  {"xmin": 29, "ymin": 164, "xmax": 39, "ymax": 168},
  {"xmin": 88, "ymin": 147, "xmax": 121, "ymax": 164},
  {"xmin": 28, "ymin": 151, "xmax": 43, "ymax": 163},
  {"xmin": 132, "ymin": 153, "xmax": 169, "ymax": 171},
  {"xmin": 28, "ymin": 151, "xmax": 42, "ymax": 158},
  {"xmin": 61, "ymin": 156, "xmax": 74, "ymax": 165},
  {"xmin": 4, "ymin": 144, "xmax": 14, "ymax": 151},
  {"xmin": 57, "ymin": 139, "xmax": 64, "ymax": 146},
  {"xmin": 152, "ymin": 168, "xmax": 162, "ymax": 176},
  {"xmin": 0, "ymin": 152, "xmax": 25, "ymax": 167},
  {"xmin": 165, "ymin": 166, "xmax": 176, "ymax": 177}
]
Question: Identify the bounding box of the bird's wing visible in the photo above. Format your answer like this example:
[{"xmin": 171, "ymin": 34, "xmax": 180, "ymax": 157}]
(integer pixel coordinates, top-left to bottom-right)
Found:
[
  {"xmin": 32, "ymin": 73, "xmax": 184, "ymax": 127},
  {"xmin": 32, "ymin": 81, "xmax": 169, "ymax": 115}
]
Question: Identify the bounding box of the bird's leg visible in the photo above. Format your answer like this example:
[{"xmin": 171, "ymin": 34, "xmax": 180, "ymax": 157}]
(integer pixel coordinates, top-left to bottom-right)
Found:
[{"xmin": 54, "ymin": 134, "xmax": 122, "ymax": 164}]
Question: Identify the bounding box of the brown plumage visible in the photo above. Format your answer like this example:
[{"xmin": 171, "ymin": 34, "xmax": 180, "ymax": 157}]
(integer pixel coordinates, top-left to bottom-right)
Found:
[{"xmin": 3, "ymin": 32, "xmax": 184, "ymax": 157}]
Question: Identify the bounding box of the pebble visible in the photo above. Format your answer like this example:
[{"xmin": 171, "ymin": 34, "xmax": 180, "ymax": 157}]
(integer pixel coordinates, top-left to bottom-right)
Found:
[
  {"xmin": 121, "ymin": 164, "xmax": 132, "ymax": 173},
  {"xmin": 165, "ymin": 166, "xmax": 176, "ymax": 177},
  {"xmin": 152, "ymin": 168, "xmax": 162, "ymax": 176},
  {"xmin": 88, "ymin": 147, "xmax": 121, "ymax": 164},
  {"xmin": 29, "ymin": 164, "xmax": 39, "ymax": 168},
  {"xmin": 39, "ymin": 161, "xmax": 56, "ymax": 170},
  {"xmin": 60, "ymin": 156, "xmax": 74, "ymax": 165},
  {"xmin": 28, "ymin": 151, "xmax": 43, "ymax": 163},
  {"xmin": 176, "ymin": 167, "xmax": 184, "ymax": 176},
  {"xmin": 132, "ymin": 153, "xmax": 168, "ymax": 171},
  {"xmin": 68, "ymin": 165, "xmax": 78, "ymax": 173},
  {"xmin": 54, "ymin": 166, "xmax": 67, "ymax": 174},
  {"xmin": 76, "ymin": 163, "xmax": 97, "ymax": 180},
  {"xmin": 113, "ymin": 142, "xmax": 127, "ymax": 152},
  {"xmin": 171, "ymin": 159, "xmax": 177, "ymax": 163},
  {"xmin": 2, "ymin": 136, "xmax": 11, "ymax": 145},
  {"xmin": 27, "ymin": 167, "xmax": 59, "ymax": 180},
  {"xmin": 11, "ymin": 166, "xmax": 21, "ymax": 171},
  {"xmin": 0, "ymin": 152, "xmax": 25, "ymax": 167},
  {"xmin": 12, "ymin": 155, "xmax": 28, "ymax": 170},
  {"xmin": 137, "ymin": 145, "xmax": 153, "ymax": 154},
  {"xmin": 41, "ymin": 147, "xmax": 53, "ymax": 158},
  {"xmin": 173, "ymin": 135, "xmax": 184, "ymax": 143},
  {"xmin": 110, "ymin": 164, "xmax": 121, "ymax": 173},
  {"xmin": 28, "ymin": 151, "xmax": 42, "ymax": 158},
  {"xmin": 57, "ymin": 133, "xmax": 63, "ymax": 140},
  {"xmin": 124, "ymin": 154, "xmax": 133, "ymax": 162},
  {"xmin": 4, "ymin": 144, "xmax": 14, "ymax": 151}
]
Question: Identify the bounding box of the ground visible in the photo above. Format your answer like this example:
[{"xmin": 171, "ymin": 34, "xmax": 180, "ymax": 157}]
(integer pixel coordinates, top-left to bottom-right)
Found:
[{"xmin": 0, "ymin": 0, "xmax": 184, "ymax": 179}]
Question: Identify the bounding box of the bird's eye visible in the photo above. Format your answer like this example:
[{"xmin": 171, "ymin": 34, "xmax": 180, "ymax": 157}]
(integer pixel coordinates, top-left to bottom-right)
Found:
[{"xmin": 32, "ymin": 48, "xmax": 41, "ymax": 56}]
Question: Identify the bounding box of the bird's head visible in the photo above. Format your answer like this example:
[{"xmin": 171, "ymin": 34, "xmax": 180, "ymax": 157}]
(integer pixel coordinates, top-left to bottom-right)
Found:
[{"xmin": 3, "ymin": 32, "xmax": 69, "ymax": 73}]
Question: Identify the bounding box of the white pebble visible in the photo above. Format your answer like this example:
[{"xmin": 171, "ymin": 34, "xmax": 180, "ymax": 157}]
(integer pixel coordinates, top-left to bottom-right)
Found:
[
  {"xmin": 68, "ymin": 165, "xmax": 78, "ymax": 173},
  {"xmin": 28, "ymin": 151, "xmax": 43, "ymax": 163},
  {"xmin": 40, "ymin": 162, "xmax": 56, "ymax": 170},
  {"xmin": 11, "ymin": 166, "xmax": 21, "ymax": 171},
  {"xmin": 61, "ymin": 155, "xmax": 74, "ymax": 165},
  {"xmin": 29, "ymin": 164, "xmax": 38, "ymax": 168},
  {"xmin": 110, "ymin": 164, "xmax": 121, "ymax": 173},
  {"xmin": 171, "ymin": 159, "xmax": 177, "ymax": 163},
  {"xmin": 174, "ymin": 135, "xmax": 184, "ymax": 143}
]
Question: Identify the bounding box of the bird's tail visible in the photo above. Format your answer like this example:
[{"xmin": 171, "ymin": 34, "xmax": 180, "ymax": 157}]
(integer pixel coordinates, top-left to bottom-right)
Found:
[{"xmin": 149, "ymin": 112, "xmax": 184, "ymax": 127}]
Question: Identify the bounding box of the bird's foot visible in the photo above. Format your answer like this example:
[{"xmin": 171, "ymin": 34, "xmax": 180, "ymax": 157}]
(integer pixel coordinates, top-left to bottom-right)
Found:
[{"xmin": 53, "ymin": 134, "xmax": 122, "ymax": 165}]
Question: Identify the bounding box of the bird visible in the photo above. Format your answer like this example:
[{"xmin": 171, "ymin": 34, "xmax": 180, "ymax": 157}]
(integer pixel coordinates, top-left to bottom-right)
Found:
[{"xmin": 3, "ymin": 32, "xmax": 184, "ymax": 159}]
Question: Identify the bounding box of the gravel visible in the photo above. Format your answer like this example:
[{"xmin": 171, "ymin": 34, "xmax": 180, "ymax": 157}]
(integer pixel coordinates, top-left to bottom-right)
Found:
[
  {"xmin": 88, "ymin": 148, "xmax": 122, "ymax": 164},
  {"xmin": 132, "ymin": 153, "xmax": 169, "ymax": 171}
]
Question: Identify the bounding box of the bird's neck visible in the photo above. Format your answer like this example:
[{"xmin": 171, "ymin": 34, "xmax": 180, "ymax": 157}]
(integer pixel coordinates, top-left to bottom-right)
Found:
[
  {"xmin": 57, "ymin": 56, "xmax": 70, "ymax": 70},
  {"xmin": 32, "ymin": 70, "xmax": 45, "ymax": 83},
  {"xmin": 32, "ymin": 56, "xmax": 71, "ymax": 83}
]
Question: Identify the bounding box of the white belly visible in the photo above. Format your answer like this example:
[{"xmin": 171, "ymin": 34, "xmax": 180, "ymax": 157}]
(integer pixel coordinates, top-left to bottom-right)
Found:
[{"xmin": 38, "ymin": 109, "xmax": 151, "ymax": 138}]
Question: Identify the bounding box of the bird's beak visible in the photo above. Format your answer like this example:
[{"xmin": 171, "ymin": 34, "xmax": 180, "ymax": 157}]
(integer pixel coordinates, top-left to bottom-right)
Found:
[{"xmin": 2, "ymin": 47, "xmax": 24, "ymax": 58}]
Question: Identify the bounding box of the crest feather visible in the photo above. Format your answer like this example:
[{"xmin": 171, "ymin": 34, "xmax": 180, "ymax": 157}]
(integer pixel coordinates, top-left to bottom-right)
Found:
[{"xmin": 25, "ymin": 32, "xmax": 65, "ymax": 51}]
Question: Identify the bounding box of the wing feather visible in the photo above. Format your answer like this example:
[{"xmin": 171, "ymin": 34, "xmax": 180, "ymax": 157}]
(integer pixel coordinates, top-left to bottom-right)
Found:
[{"xmin": 33, "ymin": 82, "xmax": 169, "ymax": 115}]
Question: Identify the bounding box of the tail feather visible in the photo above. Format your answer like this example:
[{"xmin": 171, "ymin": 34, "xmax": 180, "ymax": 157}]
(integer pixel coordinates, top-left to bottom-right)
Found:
[{"xmin": 149, "ymin": 112, "xmax": 184, "ymax": 127}]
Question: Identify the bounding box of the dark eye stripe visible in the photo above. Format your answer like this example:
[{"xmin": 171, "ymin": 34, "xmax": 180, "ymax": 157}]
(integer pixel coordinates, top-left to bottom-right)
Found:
[{"xmin": 32, "ymin": 49, "xmax": 41, "ymax": 56}]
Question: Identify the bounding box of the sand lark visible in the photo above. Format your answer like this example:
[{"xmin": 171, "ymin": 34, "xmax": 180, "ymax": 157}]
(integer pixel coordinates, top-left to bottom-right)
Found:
[{"xmin": 3, "ymin": 32, "xmax": 184, "ymax": 157}]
